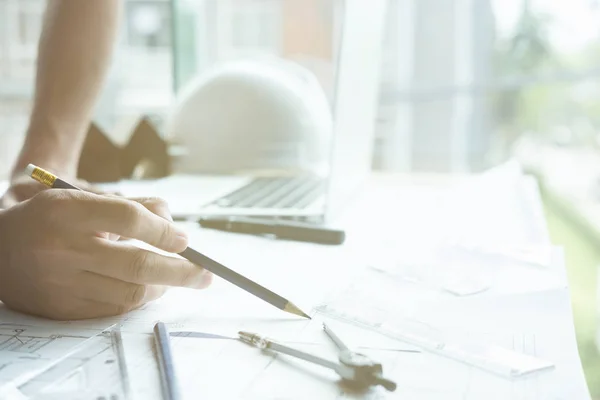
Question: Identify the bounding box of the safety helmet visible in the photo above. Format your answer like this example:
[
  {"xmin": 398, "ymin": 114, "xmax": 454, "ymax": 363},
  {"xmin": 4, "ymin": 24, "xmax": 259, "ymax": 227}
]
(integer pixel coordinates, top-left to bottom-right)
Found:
[{"xmin": 165, "ymin": 57, "xmax": 333, "ymax": 175}]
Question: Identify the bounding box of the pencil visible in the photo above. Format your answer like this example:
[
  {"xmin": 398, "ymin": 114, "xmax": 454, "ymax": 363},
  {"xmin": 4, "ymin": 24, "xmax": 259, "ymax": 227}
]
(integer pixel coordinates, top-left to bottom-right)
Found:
[
  {"xmin": 153, "ymin": 321, "xmax": 181, "ymax": 400},
  {"xmin": 25, "ymin": 164, "xmax": 311, "ymax": 319}
]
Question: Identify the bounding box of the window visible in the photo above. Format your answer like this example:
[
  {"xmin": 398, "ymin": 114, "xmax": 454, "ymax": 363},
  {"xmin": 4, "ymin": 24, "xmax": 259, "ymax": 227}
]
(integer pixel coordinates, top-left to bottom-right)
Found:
[
  {"xmin": 6, "ymin": 1, "xmax": 600, "ymax": 178},
  {"xmin": 125, "ymin": 0, "xmax": 172, "ymax": 49},
  {"xmin": 215, "ymin": 1, "xmax": 282, "ymax": 60},
  {"xmin": 372, "ymin": 0, "xmax": 600, "ymax": 173}
]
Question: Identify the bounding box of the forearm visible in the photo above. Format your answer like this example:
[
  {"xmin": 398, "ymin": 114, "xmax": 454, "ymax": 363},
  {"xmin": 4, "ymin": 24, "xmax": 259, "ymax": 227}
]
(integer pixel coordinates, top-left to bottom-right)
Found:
[{"xmin": 12, "ymin": 0, "xmax": 121, "ymax": 179}]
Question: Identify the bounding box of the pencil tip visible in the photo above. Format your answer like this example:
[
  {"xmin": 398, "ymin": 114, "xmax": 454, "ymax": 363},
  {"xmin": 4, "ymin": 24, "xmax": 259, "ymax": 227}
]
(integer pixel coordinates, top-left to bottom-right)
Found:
[
  {"xmin": 300, "ymin": 312, "xmax": 312, "ymax": 320},
  {"xmin": 284, "ymin": 302, "xmax": 312, "ymax": 319}
]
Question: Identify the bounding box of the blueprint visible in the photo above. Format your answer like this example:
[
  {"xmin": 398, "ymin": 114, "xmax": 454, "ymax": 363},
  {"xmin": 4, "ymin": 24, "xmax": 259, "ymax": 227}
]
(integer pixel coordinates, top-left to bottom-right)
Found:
[
  {"xmin": 0, "ymin": 305, "xmax": 112, "ymax": 394},
  {"xmin": 3, "ymin": 328, "xmax": 130, "ymax": 400}
]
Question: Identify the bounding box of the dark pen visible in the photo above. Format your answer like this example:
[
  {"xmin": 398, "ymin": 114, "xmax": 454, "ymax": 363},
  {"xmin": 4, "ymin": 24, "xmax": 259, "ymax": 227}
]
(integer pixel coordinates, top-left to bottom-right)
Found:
[{"xmin": 198, "ymin": 216, "xmax": 346, "ymax": 245}]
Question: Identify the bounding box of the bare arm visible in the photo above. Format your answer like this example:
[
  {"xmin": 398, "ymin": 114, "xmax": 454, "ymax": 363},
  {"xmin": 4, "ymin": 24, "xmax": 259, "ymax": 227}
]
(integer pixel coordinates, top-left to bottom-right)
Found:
[{"xmin": 11, "ymin": 0, "xmax": 121, "ymax": 179}]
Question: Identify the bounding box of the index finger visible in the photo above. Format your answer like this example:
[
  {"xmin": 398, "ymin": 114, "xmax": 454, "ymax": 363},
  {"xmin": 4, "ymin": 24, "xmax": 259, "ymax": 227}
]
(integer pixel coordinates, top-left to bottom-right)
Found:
[
  {"xmin": 84, "ymin": 240, "xmax": 213, "ymax": 289},
  {"xmin": 73, "ymin": 194, "xmax": 189, "ymax": 253}
]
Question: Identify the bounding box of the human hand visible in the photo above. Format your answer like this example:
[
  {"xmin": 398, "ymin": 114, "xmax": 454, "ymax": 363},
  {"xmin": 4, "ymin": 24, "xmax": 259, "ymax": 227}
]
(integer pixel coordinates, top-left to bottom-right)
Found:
[{"xmin": 0, "ymin": 190, "xmax": 212, "ymax": 320}]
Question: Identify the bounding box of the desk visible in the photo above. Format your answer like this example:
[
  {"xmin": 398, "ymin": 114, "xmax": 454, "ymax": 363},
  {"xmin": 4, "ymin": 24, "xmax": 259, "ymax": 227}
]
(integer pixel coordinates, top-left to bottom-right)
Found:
[{"xmin": 0, "ymin": 170, "xmax": 591, "ymax": 399}]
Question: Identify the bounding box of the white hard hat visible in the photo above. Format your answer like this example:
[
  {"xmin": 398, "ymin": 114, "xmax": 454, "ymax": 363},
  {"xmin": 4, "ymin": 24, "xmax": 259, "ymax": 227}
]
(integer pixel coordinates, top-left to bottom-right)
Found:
[{"xmin": 165, "ymin": 57, "xmax": 333, "ymax": 175}]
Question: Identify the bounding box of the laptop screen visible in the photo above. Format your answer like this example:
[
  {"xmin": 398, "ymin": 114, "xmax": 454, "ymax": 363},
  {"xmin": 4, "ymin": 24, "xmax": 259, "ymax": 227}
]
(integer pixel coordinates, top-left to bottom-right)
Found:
[{"xmin": 323, "ymin": 0, "xmax": 388, "ymax": 223}]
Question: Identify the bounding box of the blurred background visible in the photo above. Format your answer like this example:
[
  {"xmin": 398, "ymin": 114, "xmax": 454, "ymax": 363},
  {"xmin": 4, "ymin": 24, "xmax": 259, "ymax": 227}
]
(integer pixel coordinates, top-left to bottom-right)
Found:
[
  {"xmin": 4, "ymin": 0, "xmax": 600, "ymax": 173},
  {"xmin": 1, "ymin": 0, "xmax": 600, "ymax": 396}
]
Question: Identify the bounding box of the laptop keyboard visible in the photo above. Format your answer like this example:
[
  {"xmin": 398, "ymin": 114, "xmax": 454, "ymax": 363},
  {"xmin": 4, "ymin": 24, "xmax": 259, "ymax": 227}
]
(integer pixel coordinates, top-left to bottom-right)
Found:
[{"xmin": 208, "ymin": 176, "xmax": 325, "ymax": 209}]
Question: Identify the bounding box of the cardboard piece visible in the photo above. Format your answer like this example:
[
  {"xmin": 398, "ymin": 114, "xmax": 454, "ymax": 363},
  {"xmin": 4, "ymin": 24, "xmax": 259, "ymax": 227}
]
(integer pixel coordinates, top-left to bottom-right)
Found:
[{"xmin": 77, "ymin": 116, "xmax": 171, "ymax": 183}]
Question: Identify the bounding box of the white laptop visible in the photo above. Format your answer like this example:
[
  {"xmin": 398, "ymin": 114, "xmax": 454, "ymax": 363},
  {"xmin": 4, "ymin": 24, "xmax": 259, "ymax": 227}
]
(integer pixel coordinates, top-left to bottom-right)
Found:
[{"xmin": 100, "ymin": 0, "xmax": 387, "ymax": 223}]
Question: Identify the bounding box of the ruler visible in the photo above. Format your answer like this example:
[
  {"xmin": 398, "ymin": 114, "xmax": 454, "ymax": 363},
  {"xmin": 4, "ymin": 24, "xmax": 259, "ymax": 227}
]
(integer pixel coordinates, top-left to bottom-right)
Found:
[
  {"xmin": 4, "ymin": 326, "xmax": 131, "ymax": 400},
  {"xmin": 314, "ymin": 303, "xmax": 554, "ymax": 379}
]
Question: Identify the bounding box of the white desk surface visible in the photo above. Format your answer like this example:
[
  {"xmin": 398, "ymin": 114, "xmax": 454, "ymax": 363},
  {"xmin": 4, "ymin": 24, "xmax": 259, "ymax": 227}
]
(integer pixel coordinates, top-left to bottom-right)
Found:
[{"xmin": 0, "ymin": 165, "xmax": 591, "ymax": 399}]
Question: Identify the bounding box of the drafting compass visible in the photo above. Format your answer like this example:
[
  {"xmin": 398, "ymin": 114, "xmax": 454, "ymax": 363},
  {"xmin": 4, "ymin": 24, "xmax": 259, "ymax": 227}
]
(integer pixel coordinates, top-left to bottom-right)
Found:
[{"xmin": 238, "ymin": 323, "xmax": 397, "ymax": 392}]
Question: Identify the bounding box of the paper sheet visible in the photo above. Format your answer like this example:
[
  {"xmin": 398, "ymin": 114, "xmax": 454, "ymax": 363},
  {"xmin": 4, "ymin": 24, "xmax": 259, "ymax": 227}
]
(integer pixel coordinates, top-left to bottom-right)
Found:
[
  {"xmin": 0, "ymin": 160, "xmax": 589, "ymax": 399},
  {"xmin": 362, "ymin": 245, "xmax": 567, "ymax": 299},
  {"xmin": 109, "ymin": 290, "xmax": 587, "ymax": 400},
  {"xmin": 0, "ymin": 306, "xmax": 111, "ymax": 393},
  {"xmin": 344, "ymin": 160, "xmax": 552, "ymax": 264},
  {"xmin": 339, "ymin": 159, "xmax": 562, "ymax": 301},
  {"xmin": 45, "ymin": 250, "xmax": 580, "ymax": 400}
]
